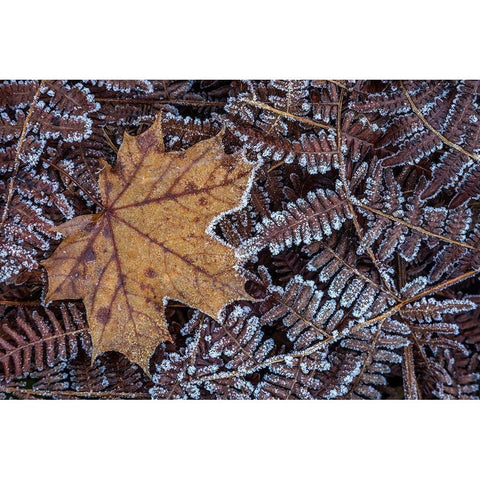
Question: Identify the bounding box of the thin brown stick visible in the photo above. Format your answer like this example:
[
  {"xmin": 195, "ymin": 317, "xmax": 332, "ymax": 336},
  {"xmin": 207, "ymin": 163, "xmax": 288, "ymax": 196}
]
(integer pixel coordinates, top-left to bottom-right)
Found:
[
  {"xmin": 327, "ymin": 80, "xmax": 350, "ymax": 90},
  {"xmin": 0, "ymin": 385, "xmax": 150, "ymax": 399},
  {"xmin": 0, "ymin": 300, "xmax": 43, "ymax": 306},
  {"xmin": 402, "ymin": 343, "xmax": 420, "ymax": 399},
  {"xmin": 96, "ymin": 98, "xmax": 225, "ymax": 108},
  {"xmin": 242, "ymin": 98, "xmax": 335, "ymax": 130},
  {"xmin": 267, "ymin": 160, "xmax": 285, "ymax": 173},
  {"xmin": 286, "ymin": 354, "xmax": 305, "ymax": 400},
  {"xmin": 0, "ymin": 299, "xmax": 83, "ymax": 307},
  {"xmin": 102, "ymin": 127, "xmax": 119, "ymax": 154}
]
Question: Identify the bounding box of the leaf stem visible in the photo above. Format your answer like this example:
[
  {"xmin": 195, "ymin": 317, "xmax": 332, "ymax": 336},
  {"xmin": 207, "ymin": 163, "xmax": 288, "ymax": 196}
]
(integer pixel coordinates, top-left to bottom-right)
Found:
[
  {"xmin": 0, "ymin": 385, "xmax": 150, "ymax": 399},
  {"xmin": 242, "ymin": 98, "xmax": 335, "ymax": 130}
]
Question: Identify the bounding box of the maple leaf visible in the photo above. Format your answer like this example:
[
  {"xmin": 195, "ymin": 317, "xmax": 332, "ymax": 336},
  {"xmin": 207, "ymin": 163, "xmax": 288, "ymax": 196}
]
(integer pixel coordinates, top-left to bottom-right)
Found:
[{"xmin": 42, "ymin": 115, "xmax": 255, "ymax": 374}]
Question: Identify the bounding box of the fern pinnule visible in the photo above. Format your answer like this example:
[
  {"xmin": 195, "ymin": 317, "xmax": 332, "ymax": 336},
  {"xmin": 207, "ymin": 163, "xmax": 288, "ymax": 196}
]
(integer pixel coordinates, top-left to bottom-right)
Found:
[
  {"xmin": 0, "ymin": 303, "xmax": 90, "ymax": 380},
  {"xmin": 238, "ymin": 186, "xmax": 351, "ymax": 258}
]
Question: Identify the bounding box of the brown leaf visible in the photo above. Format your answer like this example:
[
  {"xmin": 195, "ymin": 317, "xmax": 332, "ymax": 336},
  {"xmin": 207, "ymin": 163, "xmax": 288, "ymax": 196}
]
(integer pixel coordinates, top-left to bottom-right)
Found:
[{"xmin": 42, "ymin": 115, "xmax": 255, "ymax": 374}]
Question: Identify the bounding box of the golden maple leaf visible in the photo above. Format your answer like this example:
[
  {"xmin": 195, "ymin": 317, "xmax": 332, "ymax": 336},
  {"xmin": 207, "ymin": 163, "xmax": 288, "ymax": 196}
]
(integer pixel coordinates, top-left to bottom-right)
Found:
[{"xmin": 42, "ymin": 116, "xmax": 255, "ymax": 374}]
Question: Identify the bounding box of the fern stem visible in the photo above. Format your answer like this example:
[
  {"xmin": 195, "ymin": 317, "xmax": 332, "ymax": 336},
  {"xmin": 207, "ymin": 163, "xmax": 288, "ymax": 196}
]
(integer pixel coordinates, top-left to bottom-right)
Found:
[
  {"xmin": 0, "ymin": 386, "xmax": 149, "ymax": 399},
  {"xmin": 286, "ymin": 354, "xmax": 305, "ymax": 399},
  {"xmin": 402, "ymin": 344, "xmax": 420, "ymax": 400},
  {"xmin": 242, "ymin": 99, "xmax": 334, "ymax": 130},
  {"xmin": 0, "ymin": 300, "xmax": 43, "ymax": 306},
  {"xmin": 95, "ymin": 98, "xmax": 226, "ymax": 108},
  {"xmin": 328, "ymin": 80, "xmax": 350, "ymax": 90},
  {"xmin": 102, "ymin": 127, "xmax": 119, "ymax": 154}
]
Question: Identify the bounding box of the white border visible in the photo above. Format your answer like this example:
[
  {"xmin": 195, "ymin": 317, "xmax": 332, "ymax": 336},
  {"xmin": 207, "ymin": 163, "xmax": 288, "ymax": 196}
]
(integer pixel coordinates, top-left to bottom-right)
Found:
[
  {"xmin": 0, "ymin": 401, "xmax": 478, "ymax": 479},
  {"xmin": 3, "ymin": 0, "xmax": 479, "ymax": 78},
  {"xmin": 1, "ymin": 1, "xmax": 478, "ymax": 478}
]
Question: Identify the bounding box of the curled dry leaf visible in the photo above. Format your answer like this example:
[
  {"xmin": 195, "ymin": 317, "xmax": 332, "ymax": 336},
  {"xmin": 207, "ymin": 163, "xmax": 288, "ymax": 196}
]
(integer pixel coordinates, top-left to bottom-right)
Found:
[{"xmin": 42, "ymin": 115, "xmax": 255, "ymax": 374}]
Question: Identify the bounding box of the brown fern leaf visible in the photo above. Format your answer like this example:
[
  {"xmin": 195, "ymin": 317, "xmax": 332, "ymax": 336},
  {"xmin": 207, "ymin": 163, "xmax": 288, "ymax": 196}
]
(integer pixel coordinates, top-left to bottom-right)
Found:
[
  {"xmin": 310, "ymin": 81, "xmax": 340, "ymax": 123},
  {"xmin": 271, "ymin": 250, "xmax": 306, "ymax": 284},
  {"xmin": 41, "ymin": 81, "xmax": 98, "ymax": 117},
  {"xmin": 382, "ymin": 129, "xmax": 443, "ymax": 167},
  {"xmin": 238, "ymin": 186, "xmax": 351, "ymax": 258},
  {"xmin": 341, "ymin": 111, "xmax": 385, "ymax": 163},
  {"xmin": 161, "ymin": 113, "xmax": 222, "ymax": 150},
  {"xmin": 261, "ymin": 276, "xmax": 340, "ymax": 348},
  {"xmin": 0, "ymin": 80, "xmax": 39, "ymax": 109},
  {"xmin": 450, "ymin": 164, "xmax": 480, "ymax": 208},
  {"xmin": 0, "ymin": 109, "xmax": 25, "ymax": 142},
  {"xmin": 306, "ymin": 237, "xmax": 394, "ymax": 317},
  {"xmin": 340, "ymin": 319, "xmax": 410, "ymax": 399},
  {"xmin": 453, "ymin": 300, "xmax": 480, "ymax": 352},
  {"xmin": 254, "ymin": 353, "xmax": 328, "ymax": 400},
  {"xmin": 89, "ymin": 80, "xmax": 155, "ymax": 95},
  {"xmin": 0, "ymin": 303, "xmax": 91, "ymax": 379},
  {"xmin": 402, "ymin": 297, "xmax": 476, "ymax": 323},
  {"xmin": 355, "ymin": 170, "xmax": 473, "ymax": 264}
]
